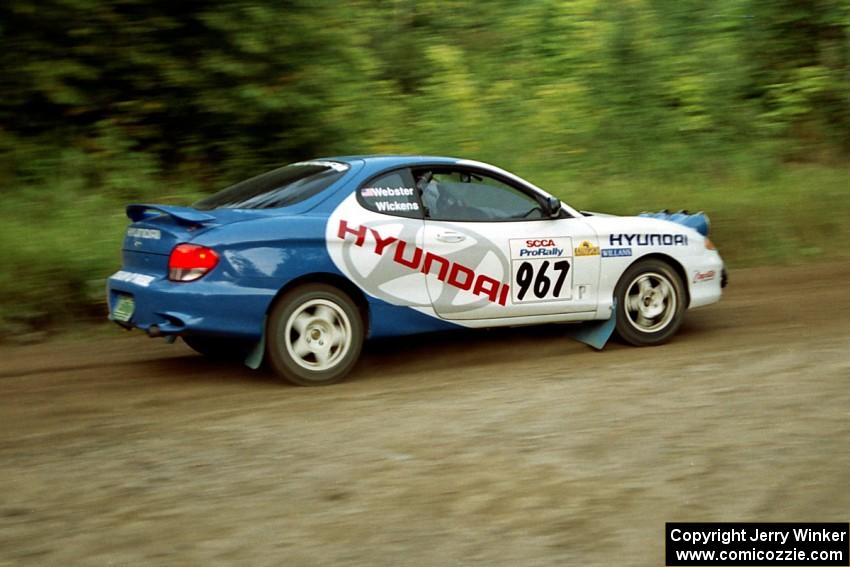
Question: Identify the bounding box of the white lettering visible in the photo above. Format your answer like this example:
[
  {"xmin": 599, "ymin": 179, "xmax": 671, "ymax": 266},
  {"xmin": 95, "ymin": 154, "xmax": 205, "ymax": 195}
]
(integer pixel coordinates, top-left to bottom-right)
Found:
[
  {"xmin": 110, "ymin": 270, "xmax": 155, "ymax": 287},
  {"xmin": 127, "ymin": 228, "xmax": 161, "ymax": 240}
]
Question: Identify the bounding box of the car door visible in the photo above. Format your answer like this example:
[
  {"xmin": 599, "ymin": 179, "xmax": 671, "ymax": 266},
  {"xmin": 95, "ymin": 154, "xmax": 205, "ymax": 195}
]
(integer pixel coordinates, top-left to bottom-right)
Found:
[
  {"xmin": 325, "ymin": 167, "xmax": 431, "ymax": 310},
  {"xmin": 416, "ymin": 166, "xmax": 601, "ymax": 321}
]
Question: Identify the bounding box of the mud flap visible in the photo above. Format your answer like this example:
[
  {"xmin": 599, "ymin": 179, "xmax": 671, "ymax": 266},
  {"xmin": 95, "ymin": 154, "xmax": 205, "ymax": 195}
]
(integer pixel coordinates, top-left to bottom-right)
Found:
[
  {"xmin": 565, "ymin": 299, "xmax": 617, "ymax": 350},
  {"xmin": 244, "ymin": 318, "xmax": 266, "ymax": 370}
]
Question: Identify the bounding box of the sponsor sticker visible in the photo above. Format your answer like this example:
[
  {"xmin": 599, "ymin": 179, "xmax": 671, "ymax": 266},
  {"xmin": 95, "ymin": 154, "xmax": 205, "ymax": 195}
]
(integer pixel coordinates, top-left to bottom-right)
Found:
[
  {"xmin": 509, "ymin": 237, "xmax": 571, "ymax": 259},
  {"xmin": 126, "ymin": 228, "xmax": 161, "ymax": 240},
  {"xmin": 360, "ymin": 186, "xmax": 420, "ymax": 217},
  {"xmin": 337, "ymin": 220, "xmax": 510, "ymax": 306},
  {"xmin": 110, "ymin": 270, "xmax": 155, "ymax": 287},
  {"xmin": 508, "ymin": 237, "xmax": 573, "ymax": 303},
  {"xmin": 361, "ymin": 187, "xmax": 415, "ymax": 198},
  {"xmin": 609, "ymin": 233, "xmax": 688, "ymax": 247},
  {"xmin": 601, "ymin": 247, "xmax": 632, "ymax": 258},
  {"xmin": 574, "ymin": 240, "xmax": 600, "ymax": 256},
  {"xmin": 693, "ymin": 270, "xmax": 716, "ymax": 283}
]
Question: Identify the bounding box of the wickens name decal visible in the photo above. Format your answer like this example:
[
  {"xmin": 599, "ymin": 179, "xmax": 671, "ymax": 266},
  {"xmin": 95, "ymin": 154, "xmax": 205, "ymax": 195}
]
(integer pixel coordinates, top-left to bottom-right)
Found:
[
  {"xmin": 609, "ymin": 233, "xmax": 688, "ymax": 246},
  {"xmin": 337, "ymin": 220, "xmax": 510, "ymax": 306}
]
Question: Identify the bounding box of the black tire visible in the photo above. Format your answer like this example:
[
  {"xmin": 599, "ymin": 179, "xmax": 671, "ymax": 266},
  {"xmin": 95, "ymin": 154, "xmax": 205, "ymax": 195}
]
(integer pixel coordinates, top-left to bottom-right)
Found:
[
  {"xmin": 183, "ymin": 335, "xmax": 253, "ymax": 360},
  {"xmin": 614, "ymin": 258, "xmax": 686, "ymax": 346},
  {"xmin": 265, "ymin": 283, "xmax": 364, "ymax": 386}
]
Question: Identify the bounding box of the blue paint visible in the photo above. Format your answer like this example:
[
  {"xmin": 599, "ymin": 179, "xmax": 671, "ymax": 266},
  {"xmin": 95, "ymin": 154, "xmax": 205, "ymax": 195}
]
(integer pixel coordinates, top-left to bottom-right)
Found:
[
  {"xmin": 638, "ymin": 210, "xmax": 710, "ymax": 236},
  {"xmin": 565, "ymin": 299, "xmax": 618, "ymax": 350},
  {"xmin": 107, "ymin": 156, "xmax": 470, "ymax": 344}
]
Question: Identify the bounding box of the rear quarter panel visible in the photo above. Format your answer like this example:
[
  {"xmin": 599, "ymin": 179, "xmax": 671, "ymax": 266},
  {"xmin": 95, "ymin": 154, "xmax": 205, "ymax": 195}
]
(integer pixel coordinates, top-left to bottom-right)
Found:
[{"xmin": 193, "ymin": 215, "xmax": 337, "ymax": 288}]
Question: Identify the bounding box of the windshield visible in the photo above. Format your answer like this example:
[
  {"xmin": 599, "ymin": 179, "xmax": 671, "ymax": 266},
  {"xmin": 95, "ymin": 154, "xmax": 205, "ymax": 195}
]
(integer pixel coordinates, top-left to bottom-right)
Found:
[{"xmin": 194, "ymin": 161, "xmax": 349, "ymax": 210}]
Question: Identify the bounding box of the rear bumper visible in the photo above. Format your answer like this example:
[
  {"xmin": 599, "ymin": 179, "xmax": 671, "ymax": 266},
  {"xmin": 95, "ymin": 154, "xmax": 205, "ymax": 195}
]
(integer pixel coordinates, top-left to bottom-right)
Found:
[{"xmin": 107, "ymin": 271, "xmax": 275, "ymax": 339}]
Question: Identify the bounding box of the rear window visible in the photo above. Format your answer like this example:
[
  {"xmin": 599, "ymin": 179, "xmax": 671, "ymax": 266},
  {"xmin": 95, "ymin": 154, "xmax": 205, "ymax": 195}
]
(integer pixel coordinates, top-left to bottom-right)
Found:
[{"xmin": 194, "ymin": 161, "xmax": 349, "ymax": 210}]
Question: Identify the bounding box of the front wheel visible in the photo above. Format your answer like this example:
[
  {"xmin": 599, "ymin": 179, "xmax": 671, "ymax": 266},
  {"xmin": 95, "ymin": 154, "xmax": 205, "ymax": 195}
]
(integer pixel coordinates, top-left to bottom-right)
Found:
[
  {"xmin": 265, "ymin": 284, "xmax": 364, "ymax": 386},
  {"xmin": 614, "ymin": 259, "xmax": 686, "ymax": 346}
]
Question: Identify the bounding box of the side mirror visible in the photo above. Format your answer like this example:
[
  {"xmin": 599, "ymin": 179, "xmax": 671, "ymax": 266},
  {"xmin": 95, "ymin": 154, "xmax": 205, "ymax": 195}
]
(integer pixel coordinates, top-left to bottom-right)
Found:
[{"xmin": 544, "ymin": 196, "xmax": 562, "ymax": 218}]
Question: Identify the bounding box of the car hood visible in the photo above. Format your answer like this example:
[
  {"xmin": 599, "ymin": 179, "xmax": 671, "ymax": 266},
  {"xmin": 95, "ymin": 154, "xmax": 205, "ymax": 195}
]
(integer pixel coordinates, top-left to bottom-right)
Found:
[{"xmin": 582, "ymin": 209, "xmax": 710, "ymax": 236}]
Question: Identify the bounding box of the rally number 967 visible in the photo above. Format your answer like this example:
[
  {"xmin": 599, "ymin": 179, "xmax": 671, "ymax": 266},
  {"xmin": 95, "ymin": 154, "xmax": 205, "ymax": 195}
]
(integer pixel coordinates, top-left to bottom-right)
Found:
[{"xmin": 513, "ymin": 259, "xmax": 571, "ymax": 302}]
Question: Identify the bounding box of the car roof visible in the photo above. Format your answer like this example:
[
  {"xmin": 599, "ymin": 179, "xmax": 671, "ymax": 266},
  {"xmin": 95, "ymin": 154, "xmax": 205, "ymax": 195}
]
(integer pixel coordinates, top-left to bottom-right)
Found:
[
  {"xmin": 290, "ymin": 154, "xmax": 581, "ymax": 218},
  {"xmin": 319, "ymin": 155, "xmax": 534, "ymax": 186},
  {"xmin": 319, "ymin": 153, "xmax": 564, "ymax": 204},
  {"xmin": 319, "ymin": 155, "xmax": 463, "ymax": 168}
]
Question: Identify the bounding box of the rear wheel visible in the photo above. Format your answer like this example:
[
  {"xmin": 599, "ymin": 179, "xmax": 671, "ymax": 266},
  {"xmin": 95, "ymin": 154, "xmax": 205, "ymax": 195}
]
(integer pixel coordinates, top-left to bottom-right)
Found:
[
  {"xmin": 614, "ymin": 259, "xmax": 685, "ymax": 346},
  {"xmin": 266, "ymin": 284, "xmax": 364, "ymax": 386}
]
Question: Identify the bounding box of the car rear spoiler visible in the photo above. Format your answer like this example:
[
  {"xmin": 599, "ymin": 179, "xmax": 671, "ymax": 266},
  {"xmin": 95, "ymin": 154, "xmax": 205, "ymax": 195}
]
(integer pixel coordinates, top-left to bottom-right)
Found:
[
  {"xmin": 126, "ymin": 204, "xmax": 216, "ymax": 225},
  {"xmin": 638, "ymin": 210, "xmax": 710, "ymax": 236}
]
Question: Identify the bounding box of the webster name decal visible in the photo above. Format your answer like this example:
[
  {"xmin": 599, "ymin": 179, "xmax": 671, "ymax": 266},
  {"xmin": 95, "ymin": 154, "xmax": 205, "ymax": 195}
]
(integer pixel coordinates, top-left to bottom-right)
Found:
[{"xmin": 337, "ymin": 220, "xmax": 510, "ymax": 306}]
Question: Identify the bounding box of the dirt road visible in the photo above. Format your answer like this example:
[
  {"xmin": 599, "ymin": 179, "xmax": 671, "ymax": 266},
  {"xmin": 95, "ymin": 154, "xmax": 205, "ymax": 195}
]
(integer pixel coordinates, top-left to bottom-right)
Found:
[{"xmin": 1, "ymin": 264, "xmax": 849, "ymax": 566}]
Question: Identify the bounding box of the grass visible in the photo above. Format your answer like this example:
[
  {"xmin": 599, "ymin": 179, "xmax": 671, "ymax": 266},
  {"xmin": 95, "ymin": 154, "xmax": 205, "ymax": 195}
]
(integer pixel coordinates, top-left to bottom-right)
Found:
[{"xmin": 533, "ymin": 164, "xmax": 850, "ymax": 266}]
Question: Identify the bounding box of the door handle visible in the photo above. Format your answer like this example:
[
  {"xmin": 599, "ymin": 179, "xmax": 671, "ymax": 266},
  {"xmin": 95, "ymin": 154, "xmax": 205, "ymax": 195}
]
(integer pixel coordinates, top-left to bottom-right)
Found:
[{"xmin": 436, "ymin": 231, "xmax": 466, "ymax": 243}]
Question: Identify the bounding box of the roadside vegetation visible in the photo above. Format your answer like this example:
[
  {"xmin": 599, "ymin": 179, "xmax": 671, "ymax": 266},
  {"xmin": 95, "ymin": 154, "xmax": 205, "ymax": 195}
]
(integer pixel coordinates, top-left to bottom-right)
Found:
[{"xmin": 1, "ymin": 0, "xmax": 849, "ymax": 335}]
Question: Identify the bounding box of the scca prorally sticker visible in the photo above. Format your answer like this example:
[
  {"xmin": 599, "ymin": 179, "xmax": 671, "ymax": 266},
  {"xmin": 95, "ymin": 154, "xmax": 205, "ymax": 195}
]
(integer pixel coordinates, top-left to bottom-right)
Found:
[{"xmin": 509, "ymin": 238, "xmax": 573, "ymax": 303}]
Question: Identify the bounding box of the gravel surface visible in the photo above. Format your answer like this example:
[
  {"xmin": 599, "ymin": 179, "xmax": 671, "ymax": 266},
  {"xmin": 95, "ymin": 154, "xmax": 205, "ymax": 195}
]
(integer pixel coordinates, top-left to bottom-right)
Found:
[{"xmin": 1, "ymin": 263, "xmax": 848, "ymax": 566}]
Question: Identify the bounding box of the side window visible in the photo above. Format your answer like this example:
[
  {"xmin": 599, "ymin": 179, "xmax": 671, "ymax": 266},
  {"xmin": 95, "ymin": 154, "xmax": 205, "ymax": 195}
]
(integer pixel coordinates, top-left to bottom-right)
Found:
[
  {"xmin": 416, "ymin": 169, "xmax": 544, "ymax": 222},
  {"xmin": 357, "ymin": 168, "xmax": 422, "ymax": 219}
]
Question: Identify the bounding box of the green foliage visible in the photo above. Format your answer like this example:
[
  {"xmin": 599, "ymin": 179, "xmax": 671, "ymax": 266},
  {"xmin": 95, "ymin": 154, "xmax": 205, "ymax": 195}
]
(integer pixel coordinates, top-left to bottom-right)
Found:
[{"xmin": 0, "ymin": 0, "xmax": 849, "ymax": 334}]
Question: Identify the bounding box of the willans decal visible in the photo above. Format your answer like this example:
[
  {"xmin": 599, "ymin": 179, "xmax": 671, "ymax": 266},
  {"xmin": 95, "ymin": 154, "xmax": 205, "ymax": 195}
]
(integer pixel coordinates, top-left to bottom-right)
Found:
[{"xmin": 601, "ymin": 248, "xmax": 632, "ymax": 257}]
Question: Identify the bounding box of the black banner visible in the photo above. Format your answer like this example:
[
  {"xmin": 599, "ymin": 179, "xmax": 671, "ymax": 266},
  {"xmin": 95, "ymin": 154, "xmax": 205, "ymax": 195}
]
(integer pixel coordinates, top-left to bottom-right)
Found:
[{"xmin": 666, "ymin": 523, "xmax": 849, "ymax": 566}]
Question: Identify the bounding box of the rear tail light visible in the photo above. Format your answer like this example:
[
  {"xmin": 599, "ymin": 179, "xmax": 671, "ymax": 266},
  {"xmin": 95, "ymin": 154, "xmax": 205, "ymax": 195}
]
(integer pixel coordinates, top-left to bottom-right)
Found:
[{"xmin": 168, "ymin": 244, "xmax": 219, "ymax": 282}]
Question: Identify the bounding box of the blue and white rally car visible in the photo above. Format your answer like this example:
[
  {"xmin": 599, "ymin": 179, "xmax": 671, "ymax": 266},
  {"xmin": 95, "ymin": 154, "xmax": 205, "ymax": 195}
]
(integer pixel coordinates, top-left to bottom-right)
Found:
[{"xmin": 108, "ymin": 156, "xmax": 726, "ymax": 385}]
